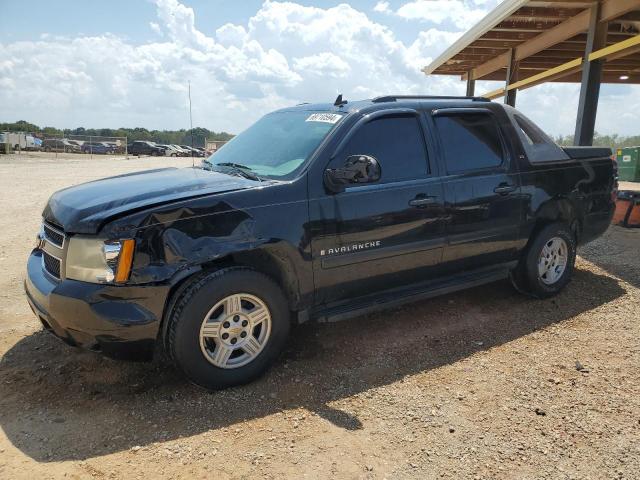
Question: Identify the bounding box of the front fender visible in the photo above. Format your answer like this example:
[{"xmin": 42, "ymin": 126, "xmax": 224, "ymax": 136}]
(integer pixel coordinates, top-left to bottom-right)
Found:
[{"xmin": 120, "ymin": 190, "xmax": 313, "ymax": 310}]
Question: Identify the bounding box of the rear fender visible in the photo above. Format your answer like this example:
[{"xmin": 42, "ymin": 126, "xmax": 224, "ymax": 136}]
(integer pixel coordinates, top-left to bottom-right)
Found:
[{"xmin": 528, "ymin": 197, "xmax": 582, "ymax": 247}]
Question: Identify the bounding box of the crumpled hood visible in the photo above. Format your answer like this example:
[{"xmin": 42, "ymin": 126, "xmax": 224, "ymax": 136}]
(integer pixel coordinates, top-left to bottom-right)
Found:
[{"xmin": 43, "ymin": 167, "xmax": 257, "ymax": 234}]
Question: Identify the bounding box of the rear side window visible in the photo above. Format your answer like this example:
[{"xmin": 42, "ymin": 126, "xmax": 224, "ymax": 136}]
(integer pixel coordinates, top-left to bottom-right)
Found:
[
  {"xmin": 339, "ymin": 115, "xmax": 429, "ymax": 183},
  {"xmin": 512, "ymin": 113, "xmax": 569, "ymax": 163},
  {"xmin": 434, "ymin": 112, "xmax": 505, "ymax": 174}
]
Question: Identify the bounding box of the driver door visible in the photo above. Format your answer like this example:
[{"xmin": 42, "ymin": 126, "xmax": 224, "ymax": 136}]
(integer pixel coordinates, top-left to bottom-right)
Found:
[{"xmin": 308, "ymin": 111, "xmax": 446, "ymax": 306}]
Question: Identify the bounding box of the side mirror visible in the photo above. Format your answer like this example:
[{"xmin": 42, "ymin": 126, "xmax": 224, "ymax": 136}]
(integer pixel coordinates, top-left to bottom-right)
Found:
[{"xmin": 324, "ymin": 155, "xmax": 381, "ymax": 193}]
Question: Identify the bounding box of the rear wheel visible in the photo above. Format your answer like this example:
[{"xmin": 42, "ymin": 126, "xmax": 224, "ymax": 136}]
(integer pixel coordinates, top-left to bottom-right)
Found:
[
  {"xmin": 511, "ymin": 222, "xmax": 576, "ymax": 298},
  {"xmin": 167, "ymin": 267, "xmax": 290, "ymax": 390}
]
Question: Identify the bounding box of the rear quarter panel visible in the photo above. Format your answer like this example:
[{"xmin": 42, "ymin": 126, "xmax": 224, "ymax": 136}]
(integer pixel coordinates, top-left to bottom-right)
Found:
[{"xmin": 518, "ymin": 157, "xmax": 615, "ymax": 244}]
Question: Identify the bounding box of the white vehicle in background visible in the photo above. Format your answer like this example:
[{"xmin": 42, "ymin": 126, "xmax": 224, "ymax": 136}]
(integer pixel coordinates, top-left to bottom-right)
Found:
[
  {"xmin": 170, "ymin": 144, "xmax": 191, "ymax": 156},
  {"xmin": 157, "ymin": 144, "xmax": 183, "ymax": 157},
  {"xmin": 1, "ymin": 132, "xmax": 41, "ymax": 151},
  {"xmin": 66, "ymin": 139, "xmax": 85, "ymax": 149}
]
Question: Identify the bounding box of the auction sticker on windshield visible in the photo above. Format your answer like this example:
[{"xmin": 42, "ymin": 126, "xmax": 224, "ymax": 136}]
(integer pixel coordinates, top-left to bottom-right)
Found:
[{"xmin": 306, "ymin": 113, "xmax": 343, "ymax": 124}]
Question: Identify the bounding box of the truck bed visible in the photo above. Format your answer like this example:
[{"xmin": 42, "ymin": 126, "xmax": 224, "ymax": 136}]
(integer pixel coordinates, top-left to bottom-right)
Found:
[{"xmin": 562, "ymin": 146, "xmax": 612, "ymax": 160}]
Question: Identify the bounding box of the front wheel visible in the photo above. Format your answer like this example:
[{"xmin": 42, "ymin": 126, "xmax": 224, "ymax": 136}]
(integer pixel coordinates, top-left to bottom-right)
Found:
[
  {"xmin": 167, "ymin": 267, "xmax": 290, "ymax": 390},
  {"xmin": 511, "ymin": 222, "xmax": 576, "ymax": 298}
]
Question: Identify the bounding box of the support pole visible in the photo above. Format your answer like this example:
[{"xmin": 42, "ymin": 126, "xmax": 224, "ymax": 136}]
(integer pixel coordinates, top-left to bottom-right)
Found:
[
  {"xmin": 505, "ymin": 48, "xmax": 518, "ymax": 107},
  {"xmin": 574, "ymin": 3, "xmax": 608, "ymax": 146},
  {"xmin": 466, "ymin": 71, "xmax": 475, "ymax": 96}
]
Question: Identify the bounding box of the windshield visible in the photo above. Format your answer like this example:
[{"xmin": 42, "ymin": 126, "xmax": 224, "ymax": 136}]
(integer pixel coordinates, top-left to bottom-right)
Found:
[{"xmin": 204, "ymin": 110, "xmax": 344, "ymax": 179}]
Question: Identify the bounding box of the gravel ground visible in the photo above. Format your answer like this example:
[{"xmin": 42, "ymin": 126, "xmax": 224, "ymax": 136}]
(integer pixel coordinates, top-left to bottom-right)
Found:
[{"xmin": 0, "ymin": 152, "xmax": 638, "ymax": 479}]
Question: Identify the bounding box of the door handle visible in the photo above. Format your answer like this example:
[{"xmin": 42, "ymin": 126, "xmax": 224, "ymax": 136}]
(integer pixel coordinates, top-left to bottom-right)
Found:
[
  {"xmin": 409, "ymin": 195, "xmax": 437, "ymax": 207},
  {"xmin": 494, "ymin": 184, "xmax": 516, "ymax": 195}
]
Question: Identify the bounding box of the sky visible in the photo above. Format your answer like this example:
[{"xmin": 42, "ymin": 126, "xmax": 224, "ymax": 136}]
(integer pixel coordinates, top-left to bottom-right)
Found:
[{"xmin": 1, "ymin": 0, "xmax": 639, "ymax": 136}]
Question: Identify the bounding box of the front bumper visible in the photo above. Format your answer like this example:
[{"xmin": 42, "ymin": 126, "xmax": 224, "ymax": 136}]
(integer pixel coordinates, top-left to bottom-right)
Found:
[{"xmin": 25, "ymin": 250, "xmax": 170, "ymax": 360}]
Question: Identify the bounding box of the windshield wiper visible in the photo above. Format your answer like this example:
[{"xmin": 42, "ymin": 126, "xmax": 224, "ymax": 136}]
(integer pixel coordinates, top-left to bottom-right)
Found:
[
  {"xmin": 207, "ymin": 162, "xmax": 263, "ymax": 182},
  {"xmin": 217, "ymin": 162, "xmax": 253, "ymax": 170}
]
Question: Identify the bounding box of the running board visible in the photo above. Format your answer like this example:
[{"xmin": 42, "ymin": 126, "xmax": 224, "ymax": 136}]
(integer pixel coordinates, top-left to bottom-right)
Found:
[{"xmin": 313, "ymin": 265, "xmax": 513, "ymax": 323}]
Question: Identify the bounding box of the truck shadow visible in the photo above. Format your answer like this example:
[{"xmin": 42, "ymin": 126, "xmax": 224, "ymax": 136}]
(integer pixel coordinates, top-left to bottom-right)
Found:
[
  {"xmin": 578, "ymin": 226, "xmax": 640, "ymax": 288},
  {"xmin": 0, "ymin": 268, "xmax": 625, "ymax": 462}
]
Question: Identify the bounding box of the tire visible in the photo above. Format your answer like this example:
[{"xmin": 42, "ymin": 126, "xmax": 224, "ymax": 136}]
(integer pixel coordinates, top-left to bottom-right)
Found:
[
  {"xmin": 511, "ymin": 222, "xmax": 576, "ymax": 298},
  {"xmin": 151, "ymin": 151, "xmax": 158, "ymax": 156},
  {"xmin": 171, "ymin": 153, "xmax": 177, "ymax": 157},
  {"xmin": 167, "ymin": 267, "xmax": 290, "ymax": 390}
]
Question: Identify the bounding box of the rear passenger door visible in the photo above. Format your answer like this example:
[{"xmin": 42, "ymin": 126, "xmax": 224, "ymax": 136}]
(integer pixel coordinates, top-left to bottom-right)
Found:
[
  {"xmin": 309, "ymin": 110, "xmax": 446, "ymax": 305},
  {"xmin": 431, "ymin": 108, "xmax": 523, "ymax": 271}
]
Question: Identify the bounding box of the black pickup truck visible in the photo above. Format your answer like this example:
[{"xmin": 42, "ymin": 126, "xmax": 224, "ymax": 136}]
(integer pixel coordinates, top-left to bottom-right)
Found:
[
  {"xmin": 127, "ymin": 140, "xmax": 166, "ymax": 156},
  {"xmin": 25, "ymin": 95, "xmax": 616, "ymax": 389}
]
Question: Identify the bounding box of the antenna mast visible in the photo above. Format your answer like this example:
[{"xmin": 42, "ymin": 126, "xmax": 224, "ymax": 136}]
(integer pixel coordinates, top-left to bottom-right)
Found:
[{"xmin": 188, "ymin": 80, "xmax": 194, "ymax": 167}]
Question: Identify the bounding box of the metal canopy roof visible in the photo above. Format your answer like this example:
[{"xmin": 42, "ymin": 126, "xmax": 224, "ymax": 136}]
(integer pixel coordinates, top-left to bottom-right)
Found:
[{"xmin": 423, "ymin": 0, "xmax": 640, "ymax": 85}]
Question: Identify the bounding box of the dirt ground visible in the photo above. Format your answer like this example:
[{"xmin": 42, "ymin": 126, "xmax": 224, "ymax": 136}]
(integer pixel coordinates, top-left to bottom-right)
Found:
[{"xmin": 0, "ymin": 152, "xmax": 639, "ymax": 479}]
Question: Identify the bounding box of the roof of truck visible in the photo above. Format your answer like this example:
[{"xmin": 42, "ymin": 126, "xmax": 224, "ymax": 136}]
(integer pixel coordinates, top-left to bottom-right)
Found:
[{"xmin": 278, "ymin": 95, "xmax": 495, "ymax": 115}]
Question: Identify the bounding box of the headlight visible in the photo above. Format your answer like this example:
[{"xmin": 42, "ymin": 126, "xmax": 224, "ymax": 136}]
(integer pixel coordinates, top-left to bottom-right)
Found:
[{"xmin": 66, "ymin": 237, "xmax": 135, "ymax": 283}]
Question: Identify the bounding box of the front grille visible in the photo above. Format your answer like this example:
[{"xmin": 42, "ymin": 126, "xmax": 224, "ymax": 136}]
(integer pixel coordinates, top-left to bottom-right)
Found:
[
  {"xmin": 43, "ymin": 251, "xmax": 61, "ymax": 278},
  {"xmin": 43, "ymin": 222, "xmax": 65, "ymax": 247}
]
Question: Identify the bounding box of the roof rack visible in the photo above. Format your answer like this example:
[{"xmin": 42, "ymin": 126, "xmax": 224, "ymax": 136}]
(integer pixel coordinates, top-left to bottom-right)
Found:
[{"xmin": 372, "ymin": 95, "xmax": 490, "ymax": 103}]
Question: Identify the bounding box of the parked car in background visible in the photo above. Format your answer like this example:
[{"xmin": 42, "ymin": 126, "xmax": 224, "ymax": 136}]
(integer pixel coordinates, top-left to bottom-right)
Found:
[
  {"xmin": 67, "ymin": 140, "xmax": 84, "ymax": 148},
  {"xmin": 105, "ymin": 141, "xmax": 125, "ymax": 154},
  {"xmin": 169, "ymin": 144, "xmax": 191, "ymax": 156},
  {"xmin": 81, "ymin": 142, "xmax": 115, "ymax": 154},
  {"xmin": 157, "ymin": 144, "xmax": 182, "ymax": 157},
  {"xmin": 42, "ymin": 138, "xmax": 81, "ymax": 153},
  {"xmin": 180, "ymin": 145, "xmax": 205, "ymax": 157},
  {"xmin": 127, "ymin": 141, "xmax": 166, "ymax": 156}
]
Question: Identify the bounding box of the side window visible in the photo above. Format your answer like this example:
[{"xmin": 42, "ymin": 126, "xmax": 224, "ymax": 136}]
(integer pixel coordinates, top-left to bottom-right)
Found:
[
  {"xmin": 434, "ymin": 112, "xmax": 505, "ymax": 174},
  {"xmin": 514, "ymin": 114, "xmax": 551, "ymax": 145},
  {"xmin": 513, "ymin": 113, "xmax": 569, "ymax": 163},
  {"xmin": 340, "ymin": 115, "xmax": 429, "ymax": 183},
  {"xmin": 515, "ymin": 117, "xmax": 541, "ymax": 146}
]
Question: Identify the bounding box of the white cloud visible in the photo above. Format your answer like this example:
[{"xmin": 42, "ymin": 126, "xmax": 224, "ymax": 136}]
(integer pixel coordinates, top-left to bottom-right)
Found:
[
  {"xmin": 216, "ymin": 23, "xmax": 248, "ymax": 47},
  {"xmin": 154, "ymin": 0, "xmax": 214, "ymax": 49},
  {"xmin": 406, "ymin": 28, "xmax": 463, "ymax": 66},
  {"xmin": 149, "ymin": 22, "xmax": 162, "ymax": 36},
  {"xmin": 293, "ymin": 52, "xmax": 351, "ymax": 78},
  {"xmin": 374, "ymin": 1, "xmax": 392, "ymax": 14},
  {"xmin": 0, "ymin": 0, "xmax": 447, "ymax": 131},
  {"xmin": 0, "ymin": 0, "xmax": 638, "ymax": 137},
  {"xmin": 378, "ymin": 0, "xmax": 496, "ymax": 30}
]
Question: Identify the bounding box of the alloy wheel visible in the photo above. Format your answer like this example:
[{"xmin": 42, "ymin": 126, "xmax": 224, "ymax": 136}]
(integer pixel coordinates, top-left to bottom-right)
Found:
[
  {"xmin": 199, "ymin": 293, "xmax": 272, "ymax": 369},
  {"xmin": 537, "ymin": 237, "xmax": 568, "ymax": 285}
]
